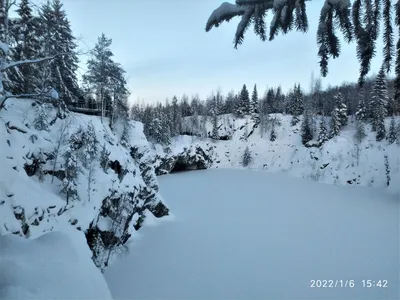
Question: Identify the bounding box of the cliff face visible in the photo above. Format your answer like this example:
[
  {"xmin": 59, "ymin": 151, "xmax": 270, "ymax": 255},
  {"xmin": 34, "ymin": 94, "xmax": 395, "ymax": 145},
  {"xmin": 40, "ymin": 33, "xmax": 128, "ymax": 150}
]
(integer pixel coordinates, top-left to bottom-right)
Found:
[
  {"xmin": 0, "ymin": 98, "xmax": 168, "ymax": 270},
  {"xmin": 154, "ymin": 113, "xmax": 400, "ymax": 195}
]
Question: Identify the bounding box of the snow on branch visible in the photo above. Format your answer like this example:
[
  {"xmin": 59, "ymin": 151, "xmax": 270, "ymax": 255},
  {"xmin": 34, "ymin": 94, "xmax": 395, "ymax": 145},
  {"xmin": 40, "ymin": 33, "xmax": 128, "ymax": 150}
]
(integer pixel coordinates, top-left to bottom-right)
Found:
[
  {"xmin": 1, "ymin": 55, "xmax": 59, "ymax": 72},
  {"xmin": 205, "ymin": 2, "xmax": 247, "ymax": 32}
]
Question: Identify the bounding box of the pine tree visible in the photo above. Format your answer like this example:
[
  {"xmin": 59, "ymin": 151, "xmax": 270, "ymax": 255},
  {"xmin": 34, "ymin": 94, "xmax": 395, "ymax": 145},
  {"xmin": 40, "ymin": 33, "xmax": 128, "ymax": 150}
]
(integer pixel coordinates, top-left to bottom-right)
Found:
[
  {"xmin": 371, "ymin": 67, "xmax": 388, "ymax": 142},
  {"xmin": 83, "ymin": 33, "xmax": 117, "ymax": 122},
  {"xmin": 317, "ymin": 117, "xmax": 328, "ymax": 144},
  {"xmin": 387, "ymin": 116, "xmax": 397, "ymax": 144},
  {"xmin": 61, "ymin": 147, "xmax": 79, "ymax": 204},
  {"xmin": 250, "ymin": 84, "xmax": 259, "ymax": 123},
  {"xmin": 242, "ymin": 146, "xmax": 252, "ymax": 167},
  {"xmin": 301, "ymin": 111, "xmax": 313, "ymax": 145}
]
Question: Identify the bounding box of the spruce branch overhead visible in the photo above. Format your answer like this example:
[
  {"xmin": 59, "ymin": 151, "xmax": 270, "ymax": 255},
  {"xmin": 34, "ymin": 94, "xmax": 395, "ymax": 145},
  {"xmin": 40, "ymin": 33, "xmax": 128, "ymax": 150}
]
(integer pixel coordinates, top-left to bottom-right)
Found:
[{"xmin": 205, "ymin": 0, "xmax": 396, "ymax": 85}]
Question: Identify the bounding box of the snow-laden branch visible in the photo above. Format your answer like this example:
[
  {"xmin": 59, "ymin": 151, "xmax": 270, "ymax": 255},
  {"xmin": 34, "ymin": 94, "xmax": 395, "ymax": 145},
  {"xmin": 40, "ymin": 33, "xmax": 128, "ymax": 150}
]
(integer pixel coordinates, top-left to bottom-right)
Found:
[
  {"xmin": 1, "ymin": 55, "xmax": 58, "ymax": 72},
  {"xmin": 205, "ymin": 2, "xmax": 247, "ymax": 32}
]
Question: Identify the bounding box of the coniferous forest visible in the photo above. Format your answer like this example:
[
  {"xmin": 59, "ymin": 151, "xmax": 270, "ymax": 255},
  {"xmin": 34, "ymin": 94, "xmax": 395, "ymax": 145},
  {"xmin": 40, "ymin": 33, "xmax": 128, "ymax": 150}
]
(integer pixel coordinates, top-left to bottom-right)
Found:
[{"xmin": 0, "ymin": 0, "xmax": 399, "ymax": 149}]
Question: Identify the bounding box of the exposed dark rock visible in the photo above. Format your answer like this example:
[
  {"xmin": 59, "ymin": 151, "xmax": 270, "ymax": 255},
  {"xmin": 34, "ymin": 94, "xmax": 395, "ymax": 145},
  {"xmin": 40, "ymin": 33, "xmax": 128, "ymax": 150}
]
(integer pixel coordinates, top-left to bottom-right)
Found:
[
  {"xmin": 320, "ymin": 163, "xmax": 330, "ymax": 169},
  {"xmin": 5, "ymin": 121, "xmax": 28, "ymax": 134},
  {"xmin": 148, "ymin": 201, "xmax": 170, "ymax": 218},
  {"xmin": 154, "ymin": 145, "xmax": 213, "ymax": 175},
  {"xmin": 109, "ymin": 160, "xmax": 122, "ymax": 177},
  {"xmin": 44, "ymin": 169, "xmax": 65, "ymax": 181}
]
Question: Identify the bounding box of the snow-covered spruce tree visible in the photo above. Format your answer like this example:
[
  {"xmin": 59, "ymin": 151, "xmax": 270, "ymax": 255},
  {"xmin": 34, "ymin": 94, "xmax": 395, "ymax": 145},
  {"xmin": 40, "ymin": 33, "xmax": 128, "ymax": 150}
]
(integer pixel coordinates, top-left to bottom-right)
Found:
[
  {"xmin": 371, "ymin": 67, "xmax": 388, "ymax": 141},
  {"xmin": 36, "ymin": 150, "xmax": 45, "ymax": 183},
  {"xmin": 208, "ymin": 92, "xmax": 221, "ymax": 140},
  {"xmin": 100, "ymin": 143, "xmax": 110, "ymax": 173},
  {"xmin": 242, "ymin": 146, "xmax": 252, "ymax": 167},
  {"xmin": 258, "ymin": 98, "xmax": 266, "ymax": 137},
  {"xmin": 330, "ymin": 107, "xmax": 341, "ymax": 138},
  {"xmin": 354, "ymin": 118, "xmax": 367, "ymax": 144},
  {"xmin": 148, "ymin": 115, "xmax": 160, "ymax": 144},
  {"xmin": 288, "ymin": 84, "xmax": 304, "ymax": 126},
  {"xmin": 384, "ymin": 154, "xmax": 390, "ymax": 187},
  {"xmin": 270, "ymin": 121, "xmax": 276, "ymax": 141},
  {"xmin": 171, "ymin": 96, "xmax": 182, "ymax": 136},
  {"xmin": 387, "ymin": 115, "xmax": 397, "ymax": 144},
  {"xmin": 355, "ymin": 93, "xmax": 368, "ymax": 121},
  {"xmin": 265, "ymin": 87, "xmax": 275, "ymax": 114},
  {"xmin": 274, "ymin": 86, "xmax": 285, "ymax": 114},
  {"xmin": 236, "ymin": 84, "xmax": 250, "ymax": 117},
  {"xmin": 7, "ymin": 0, "xmax": 41, "ymax": 95},
  {"xmin": 38, "ymin": 0, "xmax": 80, "ymax": 104},
  {"xmin": 211, "ymin": 113, "xmax": 219, "ymax": 140},
  {"xmin": 250, "ymin": 84, "xmax": 259, "ymax": 123},
  {"xmin": 83, "ymin": 121, "xmax": 98, "ymax": 167},
  {"xmin": 301, "ymin": 110, "xmax": 313, "ymax": 145},
  {"xmin": 334, "ymin": 91, "xmax": 348, "ymax": 127},
  {"xmin": 120, "ymin": 117, "xmax": 131, "ymax": 147},
  {"xmin": 354, "ymin": 118, "xmax": 366, "ymax": 166},
  {"xmin": 83, "ymin": 121, "xmax": 98, "ymax": 203},
  {"xmin": 60, "ymin": 146, "xmax": 79, "ymax": 205},
  {"xmin": 205, "ymin": 0, "xmax": 394, "ymax": 87},
  {"xmin": 33, "ymin": 103, "xmax": 49, "ymax": 131},
  {"xmin": 317, "ymin": 117, "xmax": 329, "ymax": 144}
]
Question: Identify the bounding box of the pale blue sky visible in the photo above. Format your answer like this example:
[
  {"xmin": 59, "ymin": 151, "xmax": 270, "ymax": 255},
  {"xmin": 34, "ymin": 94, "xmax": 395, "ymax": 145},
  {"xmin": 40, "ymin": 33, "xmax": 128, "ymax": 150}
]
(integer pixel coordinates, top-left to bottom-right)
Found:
[{"xmin": 50, "ymin": 1, "xmax": 386, "ymax": 104}]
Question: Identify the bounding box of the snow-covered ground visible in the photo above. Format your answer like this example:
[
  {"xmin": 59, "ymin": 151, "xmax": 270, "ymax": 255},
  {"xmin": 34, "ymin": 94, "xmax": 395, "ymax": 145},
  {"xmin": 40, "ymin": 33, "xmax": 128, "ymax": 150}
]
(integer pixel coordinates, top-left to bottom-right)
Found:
[
  {"xmin": 105, "ymin": 169, "xmax": 399, "ymax": 300},
  {"xmin": 0, "ymin": 228, "xmax": 112, "ymax": 299}
]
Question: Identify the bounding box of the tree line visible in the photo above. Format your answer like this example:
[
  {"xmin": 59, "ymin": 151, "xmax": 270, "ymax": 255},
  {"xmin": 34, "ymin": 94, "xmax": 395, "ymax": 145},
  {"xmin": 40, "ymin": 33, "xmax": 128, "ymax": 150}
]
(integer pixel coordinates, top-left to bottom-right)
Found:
[{"xmin": 132, "ymin": 71, "xmax": 400, "ymax": 147}]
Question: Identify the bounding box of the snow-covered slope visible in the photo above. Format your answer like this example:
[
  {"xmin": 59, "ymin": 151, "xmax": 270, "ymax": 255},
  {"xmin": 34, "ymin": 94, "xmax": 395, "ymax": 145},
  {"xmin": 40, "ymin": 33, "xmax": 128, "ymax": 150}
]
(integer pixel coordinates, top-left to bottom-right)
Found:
[
  {"xmin": 105, "ymin": 169, "xmax": 399, "ymax": 300},
  {"xmin": 0, "ymin": 98, "xmax": 168, "ymax": 278},
  {"xmin": 162, "ymin": 113, "xmax": 400, "ymax": 195},
  {"xmin": 0, "ymin": 228, "xmax": 112, "ymax": 299}
]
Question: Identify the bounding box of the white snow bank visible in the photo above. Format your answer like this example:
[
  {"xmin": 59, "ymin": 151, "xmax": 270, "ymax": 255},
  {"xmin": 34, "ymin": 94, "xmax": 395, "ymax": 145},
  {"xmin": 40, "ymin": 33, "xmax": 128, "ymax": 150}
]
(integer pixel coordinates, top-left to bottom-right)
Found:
[{"xmin": 0, "ymin": 228, "xmax": 112, "ymax": 300}]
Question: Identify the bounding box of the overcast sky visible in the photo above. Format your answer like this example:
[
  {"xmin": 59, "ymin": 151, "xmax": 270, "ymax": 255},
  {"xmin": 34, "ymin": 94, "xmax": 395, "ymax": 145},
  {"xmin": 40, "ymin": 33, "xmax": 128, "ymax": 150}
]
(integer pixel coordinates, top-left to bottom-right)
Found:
[{"xmin": 55, "ymin": 0, "xmax": 386, "ymax": 104}]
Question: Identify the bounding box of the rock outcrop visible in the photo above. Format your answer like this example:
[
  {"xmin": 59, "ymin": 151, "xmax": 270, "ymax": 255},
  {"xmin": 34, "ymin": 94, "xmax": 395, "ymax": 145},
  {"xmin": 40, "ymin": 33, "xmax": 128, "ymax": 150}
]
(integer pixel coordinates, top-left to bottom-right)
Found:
[
  {"xmin": 154, "ymin": 145, "xmax": 214, "ymax": 175},
  {"xmin": 0, "ymin": 98, "xmax": 169, "ymax": 271}
]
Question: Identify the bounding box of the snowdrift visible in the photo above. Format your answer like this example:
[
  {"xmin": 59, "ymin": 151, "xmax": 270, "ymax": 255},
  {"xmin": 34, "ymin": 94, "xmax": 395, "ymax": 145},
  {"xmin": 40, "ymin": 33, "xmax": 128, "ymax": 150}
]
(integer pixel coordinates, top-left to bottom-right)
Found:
[{"xmin": 0, "ymin": 229, "xmax": 112, "ymax": 299}]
